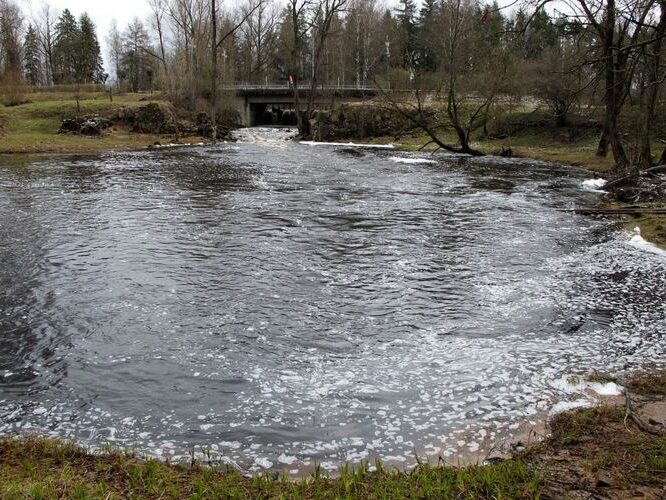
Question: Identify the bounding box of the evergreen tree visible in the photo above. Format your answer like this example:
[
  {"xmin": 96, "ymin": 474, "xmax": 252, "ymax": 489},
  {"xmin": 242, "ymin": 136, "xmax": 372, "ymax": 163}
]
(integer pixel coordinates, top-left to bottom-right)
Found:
[
  {"xmin": 395, "ymin": 0, "xmax": 417, "ymax": 70},
  {"xmin": 24, "ymin": 24, "xmax": 43, "ymax": 85},
  {"xmin": 77, "ymin": 13, "xmax": 104, "ymax": 83},
  {"xmin": 509, "ymin": 8, "xmax": 528, "ymax": 57},
  {"xmin": 476, "ymin": 2, "xmax": 505, "ymax": 53},
  {"xmin": 416, "ymin": 0, "xmax": 438, "ymax": 72},
  {"xmin": 524, "ymin": 9, "xmax": 558, "ymax": 58},
  {"xmin": 53, "ymin": 9, "xmax": 80, "ymax": 83}
]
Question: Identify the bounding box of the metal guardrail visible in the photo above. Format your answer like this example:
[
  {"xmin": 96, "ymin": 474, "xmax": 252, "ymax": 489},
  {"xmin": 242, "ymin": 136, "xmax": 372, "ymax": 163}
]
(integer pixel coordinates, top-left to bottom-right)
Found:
[{"xmin": 220, "ymin": 82, "xmax": 379, "ymax": 92}]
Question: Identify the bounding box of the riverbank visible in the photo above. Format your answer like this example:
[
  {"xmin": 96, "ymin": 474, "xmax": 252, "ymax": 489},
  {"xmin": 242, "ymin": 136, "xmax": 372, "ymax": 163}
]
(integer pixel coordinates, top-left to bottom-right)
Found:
[
  {"xmin": 0, "ymin": 90, "xmax": 206, "ymax": 154},
  {"xmin": 1, "ymin": 370, "xmax": 664, "ymax": 498}
]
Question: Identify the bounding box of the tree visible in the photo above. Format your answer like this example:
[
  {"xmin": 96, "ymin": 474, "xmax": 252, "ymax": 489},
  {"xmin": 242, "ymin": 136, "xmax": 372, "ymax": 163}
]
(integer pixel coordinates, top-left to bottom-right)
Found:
[
  {"xmin": 285, "ymin": 0, "xmax": 311, "ymax": 133},
  {"xmin": 416, "ymin": 0, "xmax": 438, "ymax": 72},
  {"xmin": 567, "ymin": 0, "xmax": 658, "ymax": 170},
  {"xmin": 379, "ymin": 0, "xmax": 507, "ymax": 156},
  {"xmin": 53, "ymin": 9, "xmax": 79, "ymax": 84},
  {"xmin": 295, "ymin": 0, "xmax": 350, "ymax": 135},
  {"xmin": 0, "ymin": 0, "xmax": 23, "ymax": 78},
  {"xmin": 148, "ymin": 0, "xmax": 170, "ymax": 77},
  {"xmin": 237, "ymin": 0, "xmax": 280, "ymax": 82},
  {"xmin": 23, "ymin": 24, "xmax": 42, "ymax": 85},
  {"xmin": 107, "ymin": 20, "xmax": 124, "ymax": 87},
  {"xmin": 121, "ymin": 19, "xmax": 153, "ymax": 92},
  {"xmin": 524, "ymin": 8, "xmax": 558, "ymax": 59},
  {"xmin": 395, "ymin": 0, "xmax": 418, "ymax": 72},
  {"xmin": 33, "ymin": 2, "xmax": 57, "ymax": 85},
  {"xmin": 210, "ymin": 0, "xmax": 264, "ymax": 139},
  {"xmin": 77, "ymin": 13, "xmax": 104, "ymax": 83},
  {"xmin": 636, "ymin": 0, "xmax": 666, "ymax": 169}
]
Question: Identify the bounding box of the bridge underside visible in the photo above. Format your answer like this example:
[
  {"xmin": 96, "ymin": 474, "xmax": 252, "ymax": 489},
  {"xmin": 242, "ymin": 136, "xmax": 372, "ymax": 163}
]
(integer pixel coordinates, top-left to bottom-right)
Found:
[{"xmin": 232, "ymin": 90, "xmax": 378, "ymax": 127}]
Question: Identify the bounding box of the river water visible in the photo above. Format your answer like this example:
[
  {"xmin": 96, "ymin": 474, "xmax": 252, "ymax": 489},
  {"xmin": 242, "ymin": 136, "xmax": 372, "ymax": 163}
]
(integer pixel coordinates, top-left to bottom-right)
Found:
[{"xmin": 1, "ymin": 127, "xmax": 665, "ymax": 473}]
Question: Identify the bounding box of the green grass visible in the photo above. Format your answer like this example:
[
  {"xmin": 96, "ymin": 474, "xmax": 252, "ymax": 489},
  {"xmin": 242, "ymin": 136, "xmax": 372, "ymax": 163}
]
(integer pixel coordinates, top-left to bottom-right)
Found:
[
  {"xmin": 0, "ymin": 437, "xmax": 541, "ymax": 499},
  {"xmin": 549, "ymin": 405, "xmax": 624, "ymax": 446},
  {"xmin": 3, "ymin": 374, "xmax": 666, "ymax": 498},
  {"xmin": 0, "ymin": 91, "xmax": 178, "ymax": 154}
]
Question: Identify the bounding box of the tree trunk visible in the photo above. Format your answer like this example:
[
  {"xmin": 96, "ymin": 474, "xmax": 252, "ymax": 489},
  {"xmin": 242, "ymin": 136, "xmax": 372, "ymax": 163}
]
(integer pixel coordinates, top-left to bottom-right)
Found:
[
  {"xmin": 609, "ymin": 115, "xmax": 629, "ymax": 171},
  {"xmin": 596, "ymin": 125, "xmax": 610, "ymax": 157},
  {"xmin": 596, "ymin": 0, "xmax": 629, "ymax": 168},
  {"xmin": 638, "ymin": 1, "xmax": 666, "ymax": 170},
  {"xmin": 211, "ymin": 0, "xmax": 218, "ymax": 142}
]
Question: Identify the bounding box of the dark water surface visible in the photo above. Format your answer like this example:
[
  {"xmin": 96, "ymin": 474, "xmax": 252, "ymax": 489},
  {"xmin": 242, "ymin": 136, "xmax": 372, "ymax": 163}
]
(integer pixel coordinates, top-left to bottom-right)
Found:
[{"xmin": 1, "ymin": 128, "xmax": 665, "ymax": 472}]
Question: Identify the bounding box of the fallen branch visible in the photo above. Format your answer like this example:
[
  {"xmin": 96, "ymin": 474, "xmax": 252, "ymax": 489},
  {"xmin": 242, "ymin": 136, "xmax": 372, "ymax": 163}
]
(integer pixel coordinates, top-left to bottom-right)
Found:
[{"xmin": 645, "ymin": 164, "xmax": 666, "ymax": 176}]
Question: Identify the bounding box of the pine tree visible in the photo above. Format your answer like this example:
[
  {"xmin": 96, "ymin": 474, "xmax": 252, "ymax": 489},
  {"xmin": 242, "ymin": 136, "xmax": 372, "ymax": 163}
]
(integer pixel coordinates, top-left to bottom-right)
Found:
[
  {"xmin": 24, "ymin": 25, "xmax": 43, "ymax": 86},
  {"xmin": 395, "ymin": 0, "xmax": 417, "ymax": 70},
  {"xmin": 416, "ymin": 0, "xmax": 438, "ymax": 72},
  {"xmin": 53, "ymin": 9, "xmax": 80, "ymax": 84},
  {"xmin": 524, "ymin": 9, "xmax": 558, "ymax": 59},
  {"xmin": 77, "ymin": 14, "xmax": 104, "ymax": 83},
  {"xmin": 476, "ymin": 2, "xmax": 505, "ymax": 53}
]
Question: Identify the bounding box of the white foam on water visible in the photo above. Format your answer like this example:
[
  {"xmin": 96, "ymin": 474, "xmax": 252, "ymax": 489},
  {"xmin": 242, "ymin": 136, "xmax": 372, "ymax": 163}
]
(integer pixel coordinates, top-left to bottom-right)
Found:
[
  {"xmin": 629, "ymin": 227, "xmax": 666, "ymax": 257},
  {"xmin": 300, "ymin": 140, "xmax": 395, "ymax": 149},
  {"xmin": 550, "ymin": 400, "xmax": 591, "ymax": 415},
  {"xmin": 581, "ymin": 178, "xmax": 607, "ymax": 191},
  {"xmin": 588, "ymin": 382, "xmax": 623, "ymax": 396},
  {"xmin": 277, "ymin": 453, "xmax": 298, "ymax": 465},
  {"xmin": 389, "ymin": 157, "xmax": 438, "ymax": 164},
  {"xmin": 254, "ymin": 457, "xmax": 273, "ymax": 469}
]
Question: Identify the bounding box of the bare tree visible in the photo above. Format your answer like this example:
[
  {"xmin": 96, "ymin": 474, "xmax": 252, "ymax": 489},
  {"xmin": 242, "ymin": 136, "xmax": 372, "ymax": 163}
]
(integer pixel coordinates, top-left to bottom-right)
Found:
[
  {"xmin": 238, "ymin": 0, "xmax": 279, "ymax": 82},
  {"xmin": 561, "ymin": 0, "xmax": 658, "ymax": 170},
  {"xmin": 149, "ymin": 0, "xmax": 170, "ymax": 76},
  {"xmin": 286, "ymin": 0, "xmax": 311, "ymax": 134},
  {"xmin": 32, "ymin": 2, "xmax": 56, "ymax": 85},
  {"xmin": 376, "ymin": 0, "xmax": 505, "ymax": 155},
  {"xmin": 287, "ymin": 0, "xmax": 348, "ymax": 135},
  {"xmin": 210, "ymin": 0, "xmax": 264, "ymax": 140},
  {"xmin": 0, "ymin": 0, "xmax": 23, "ymax": 77},
  {"xmin": 637, "ymin": 0, "xmax": 666, "ymax": 168}
]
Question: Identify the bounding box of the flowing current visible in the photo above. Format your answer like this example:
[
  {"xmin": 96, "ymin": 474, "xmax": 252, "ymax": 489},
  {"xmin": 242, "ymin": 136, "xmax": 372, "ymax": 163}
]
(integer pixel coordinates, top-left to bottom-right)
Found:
[{"xmin": 1, "ymin": 127, "xmax": 665, "ymax": 474}]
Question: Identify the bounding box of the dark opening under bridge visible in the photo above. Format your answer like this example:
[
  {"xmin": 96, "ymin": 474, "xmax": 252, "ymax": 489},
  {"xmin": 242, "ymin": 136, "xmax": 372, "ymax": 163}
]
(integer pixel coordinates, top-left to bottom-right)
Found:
[{"xmin": 223, "ymin": 83, "xmax": 380, "ymax": 126}]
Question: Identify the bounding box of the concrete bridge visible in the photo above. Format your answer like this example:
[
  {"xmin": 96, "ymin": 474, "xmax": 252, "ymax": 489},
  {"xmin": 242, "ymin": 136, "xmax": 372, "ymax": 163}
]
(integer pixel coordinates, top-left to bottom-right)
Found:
[{"xmin": 223, "ymin": 83, "xmax": 380, "ymax": 126}]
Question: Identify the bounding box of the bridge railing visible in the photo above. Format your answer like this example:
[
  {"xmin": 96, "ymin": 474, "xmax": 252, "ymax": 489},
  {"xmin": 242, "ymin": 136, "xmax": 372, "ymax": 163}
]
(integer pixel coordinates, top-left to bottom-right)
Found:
[{"xmin": 220, "ymin": 82, "xmax": 379, "ymax": 92}]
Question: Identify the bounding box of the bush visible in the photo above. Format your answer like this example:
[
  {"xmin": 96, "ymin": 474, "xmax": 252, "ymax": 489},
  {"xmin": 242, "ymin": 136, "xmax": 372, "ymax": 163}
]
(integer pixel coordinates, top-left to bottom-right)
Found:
[{"xmin": 114, "ymin": 102, "xmax": 177, "ymax": 134}]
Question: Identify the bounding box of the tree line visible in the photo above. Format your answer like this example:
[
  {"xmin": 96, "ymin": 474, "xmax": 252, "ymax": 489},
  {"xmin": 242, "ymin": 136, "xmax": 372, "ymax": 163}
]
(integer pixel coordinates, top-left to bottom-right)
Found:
[
  {"xmin": 1, "ymin": 3, "xmax": 105, "ymax": 86},
  {"xmin": 1, "ymin": 0, "xmax": 665, "ymax": 172}
]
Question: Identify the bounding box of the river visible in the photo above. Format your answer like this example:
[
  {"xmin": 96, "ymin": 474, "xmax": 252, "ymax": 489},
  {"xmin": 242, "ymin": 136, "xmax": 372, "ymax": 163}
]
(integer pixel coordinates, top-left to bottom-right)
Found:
[{"xmin": 1, "ymin": 127, "xmax": 665, "ymax": 474}]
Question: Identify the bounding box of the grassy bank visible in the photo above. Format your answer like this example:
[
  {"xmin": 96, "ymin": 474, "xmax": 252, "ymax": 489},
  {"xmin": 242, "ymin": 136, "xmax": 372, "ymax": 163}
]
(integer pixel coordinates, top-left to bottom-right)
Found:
[
  {"xmin": 0, "ymin": 438, "xmax": 539, "ymax": 499},
  {"xmin": 0, "ymin": 90, "xmax": 188, "ymax": 154},
  {"xmin": 391, "ymin": 129, "xmax": 616, "ymax": 173},
  {"xmin": 2, "ymin": 371, "xmax": 666, "ymax": 498}
]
